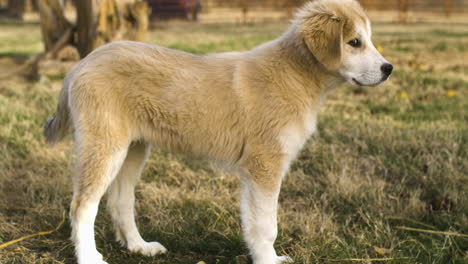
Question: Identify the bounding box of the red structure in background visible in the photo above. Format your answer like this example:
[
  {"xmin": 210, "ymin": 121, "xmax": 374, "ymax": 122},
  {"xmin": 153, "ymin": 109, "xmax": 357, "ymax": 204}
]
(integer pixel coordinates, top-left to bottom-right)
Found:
[{"xmin": 146, "ymin": 0, "xmax": 201, "ymax": 20}]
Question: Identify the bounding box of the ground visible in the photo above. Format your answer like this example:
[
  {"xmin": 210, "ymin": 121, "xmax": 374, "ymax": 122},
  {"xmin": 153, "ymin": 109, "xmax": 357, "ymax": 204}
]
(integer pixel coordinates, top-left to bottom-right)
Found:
[{"xmin": 0, "ymin": 20, "xmax": 467, "ymax": 264}]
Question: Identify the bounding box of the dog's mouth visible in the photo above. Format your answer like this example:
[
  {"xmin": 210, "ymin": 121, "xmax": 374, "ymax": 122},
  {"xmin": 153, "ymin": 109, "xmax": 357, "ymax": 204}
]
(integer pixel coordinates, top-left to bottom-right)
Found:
[
  {"xmin": 381, "ymin": 74, "xmax": 391, "ymax": 82},
  {"xmin": 352, "ymin": 78, "xmax": 364, "ymax": 86},
  {"xmin": 352, "ymin": 77, "xmax": 388, "ymax": 87}
]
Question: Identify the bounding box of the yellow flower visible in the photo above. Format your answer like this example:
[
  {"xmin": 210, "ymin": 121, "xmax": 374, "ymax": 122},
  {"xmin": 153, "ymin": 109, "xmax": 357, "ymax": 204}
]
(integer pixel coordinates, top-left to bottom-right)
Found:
[
  {"xmin": 398, "ymin": 92, "xmax": 408, "ymax": 99},
  {"xmin": 446, "ymin": 90, "xmax": 456, "ymax": 97},
  {"xmin": 376, "ymin": 45, "xmax": 384, "ymax": 53},
  {"xmin": 418, "ymin": 64, "xmax": 428, "ymax": 71}
]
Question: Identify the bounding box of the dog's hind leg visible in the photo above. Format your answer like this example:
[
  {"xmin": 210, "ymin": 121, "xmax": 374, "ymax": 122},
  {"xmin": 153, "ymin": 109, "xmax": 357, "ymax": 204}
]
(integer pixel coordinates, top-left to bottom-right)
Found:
[
  {"xmin": 107, "ymin": 141, "xmax": 167, "ymax": 256},
  {"xmin": 70, "ymin": 135, "xmax": 129, "ymax": 264}
]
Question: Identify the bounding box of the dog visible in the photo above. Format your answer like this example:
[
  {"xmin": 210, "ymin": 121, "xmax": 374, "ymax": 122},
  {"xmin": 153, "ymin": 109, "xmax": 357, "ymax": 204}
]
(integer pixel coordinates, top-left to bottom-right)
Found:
[{"xmin": 44, "ymin": 0, "xmax": 392, "ymax": 263}]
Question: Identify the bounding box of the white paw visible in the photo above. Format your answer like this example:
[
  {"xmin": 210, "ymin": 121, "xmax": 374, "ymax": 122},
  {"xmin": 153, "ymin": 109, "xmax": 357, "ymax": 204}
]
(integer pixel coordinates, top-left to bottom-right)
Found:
[
  {"xmin": 276, "ymin": 256, "xmax": 293, "ymax": 263},
  {"xmin": 78, "ymin": 252, "xmax": 108, "ymax": 264},
  {"xmin": 128, "ymin": 241, "xmax": 167, "ymax": 256}
]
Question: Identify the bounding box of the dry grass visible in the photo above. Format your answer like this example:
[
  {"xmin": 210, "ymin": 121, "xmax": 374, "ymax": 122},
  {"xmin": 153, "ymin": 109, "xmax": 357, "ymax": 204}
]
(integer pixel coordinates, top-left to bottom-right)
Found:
[{"xmin": 0, "ymin": 20, "xmax": 467, "ymax": 264}]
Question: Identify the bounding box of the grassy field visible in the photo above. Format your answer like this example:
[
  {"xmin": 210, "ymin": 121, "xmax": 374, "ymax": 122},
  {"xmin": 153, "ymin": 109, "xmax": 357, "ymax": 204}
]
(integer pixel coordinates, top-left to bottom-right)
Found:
[{"xmin": 0, "ymin": 20, "xmax": 467, "ymax": 264}]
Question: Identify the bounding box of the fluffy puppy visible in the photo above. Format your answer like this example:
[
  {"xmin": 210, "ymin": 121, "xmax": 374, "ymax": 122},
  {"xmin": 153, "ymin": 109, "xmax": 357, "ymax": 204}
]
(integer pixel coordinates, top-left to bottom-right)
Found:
[{"xmin": 44, "ymin": 0, "xmax": 392, "ymax": 263}]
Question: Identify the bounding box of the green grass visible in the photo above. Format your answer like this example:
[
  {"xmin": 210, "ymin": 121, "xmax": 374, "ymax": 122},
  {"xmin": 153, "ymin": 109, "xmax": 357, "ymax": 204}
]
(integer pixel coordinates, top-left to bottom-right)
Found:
[
  {"xmin": 0, "ymin": 21, "xmax": 467, "ymax": 264},
  {"xmin": 0, "ymin": 22, "xmax": 42, "ymax": 56}
]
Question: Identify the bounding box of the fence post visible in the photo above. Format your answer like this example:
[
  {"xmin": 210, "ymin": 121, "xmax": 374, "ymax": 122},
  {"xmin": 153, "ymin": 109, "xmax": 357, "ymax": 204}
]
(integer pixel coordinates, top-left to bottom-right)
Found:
[
  {"xmin": 398, "ymin": 0, "xmax": 408, "ymax": 23},
  {"xmin": 445, "ymin": 0, "xmax": 451, "ymax": 17},
  {"xmin": 287, "ymin": 0, "xmax": 293, "ymax": 19},
  {"xmin": 242, "ymin": 0, "xmax": 249, "ymax": 24}
]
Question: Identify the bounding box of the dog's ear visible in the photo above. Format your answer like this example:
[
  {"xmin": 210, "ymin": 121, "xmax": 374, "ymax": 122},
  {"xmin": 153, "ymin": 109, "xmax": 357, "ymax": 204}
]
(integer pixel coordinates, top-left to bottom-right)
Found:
[{"xmin": 299, "ymin": 13, "xmax": 344, "ymax": 71}]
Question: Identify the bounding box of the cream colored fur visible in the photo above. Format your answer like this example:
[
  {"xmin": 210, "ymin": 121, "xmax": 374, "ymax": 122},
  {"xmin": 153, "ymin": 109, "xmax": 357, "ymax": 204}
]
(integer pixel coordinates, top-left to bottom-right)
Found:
[{"xmin": 44, "ymin": 1, "xmax": 391, "ymax": 263}]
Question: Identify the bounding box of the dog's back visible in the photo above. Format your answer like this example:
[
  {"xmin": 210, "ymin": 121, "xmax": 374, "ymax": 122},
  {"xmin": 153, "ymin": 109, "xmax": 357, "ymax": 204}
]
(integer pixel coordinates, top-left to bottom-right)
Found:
[{"xmin": 45, "ymin": 41, "xmax": 249, "ymax": 163}]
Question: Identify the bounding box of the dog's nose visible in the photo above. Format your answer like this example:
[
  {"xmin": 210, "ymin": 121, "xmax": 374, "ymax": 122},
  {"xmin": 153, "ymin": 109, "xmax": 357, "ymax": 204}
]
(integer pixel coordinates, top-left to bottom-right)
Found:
[{"xmin": 381, "ymin": 63, "xmax": 393, "ymax": 76}]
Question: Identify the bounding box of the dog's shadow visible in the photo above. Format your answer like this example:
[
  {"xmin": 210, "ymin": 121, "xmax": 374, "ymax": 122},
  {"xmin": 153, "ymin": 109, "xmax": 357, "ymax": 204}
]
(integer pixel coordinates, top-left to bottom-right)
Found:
[
  {"xmin": 101, "ymin": 197, "xmax": 247, "ymax": 264},
  {"xmin": 8, "ymin": 192, "xmax": 248, "ymax": 264}
]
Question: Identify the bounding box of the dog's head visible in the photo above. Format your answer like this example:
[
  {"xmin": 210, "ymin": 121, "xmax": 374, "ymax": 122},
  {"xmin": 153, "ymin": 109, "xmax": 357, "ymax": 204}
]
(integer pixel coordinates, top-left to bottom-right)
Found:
[{"xmin": 295, "ymin": 0, "xmax": 392, "ymax": 86}]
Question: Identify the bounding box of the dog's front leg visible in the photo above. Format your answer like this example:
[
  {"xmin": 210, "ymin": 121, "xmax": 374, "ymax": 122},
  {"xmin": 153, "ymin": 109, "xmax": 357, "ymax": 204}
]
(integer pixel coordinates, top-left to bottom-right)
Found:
[{"xmin": 240, "ymin": 155, "xmax": 293, "ymax": 264}]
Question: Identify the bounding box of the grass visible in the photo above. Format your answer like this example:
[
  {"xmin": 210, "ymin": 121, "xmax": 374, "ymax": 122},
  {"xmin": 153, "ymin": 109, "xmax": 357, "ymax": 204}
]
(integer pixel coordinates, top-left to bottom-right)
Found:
[
  {"xmin": 0, "ymin": 20, "xmax": 467, "ymax": 264},
  {"xmin": 0, "ymin": 22, "xmax": 42, "ymax": 56}
]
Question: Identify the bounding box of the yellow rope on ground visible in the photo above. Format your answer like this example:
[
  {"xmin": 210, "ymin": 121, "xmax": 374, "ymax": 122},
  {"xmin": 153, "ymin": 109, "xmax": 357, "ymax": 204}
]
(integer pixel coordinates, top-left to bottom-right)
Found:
[
  {"xmin": 386, "ymin": 216, "xmax": 436, "ymax": 229},
  {"xmin": 326, "ymin": 257, "xmax": 413, "ymax": 262},
  {"xmin": 396, "ymin": 226, "xmax": 468, "ymax": 238},
  {"xmin": 0, "ymin": 212, "xmax": 65, "ymax": 249}
]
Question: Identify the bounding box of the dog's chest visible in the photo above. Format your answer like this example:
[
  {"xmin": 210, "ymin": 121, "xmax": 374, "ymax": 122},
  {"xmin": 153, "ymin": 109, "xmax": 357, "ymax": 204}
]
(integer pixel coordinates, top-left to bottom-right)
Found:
[{"xmin": 278, "ymin": 110, "xmax": 317, "ymax": 161}]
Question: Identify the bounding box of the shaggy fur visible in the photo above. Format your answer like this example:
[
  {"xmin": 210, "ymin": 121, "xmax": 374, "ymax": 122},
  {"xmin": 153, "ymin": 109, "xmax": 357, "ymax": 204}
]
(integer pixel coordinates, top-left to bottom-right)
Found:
[{"xmin": 44, "ymin": 0, "xmax": 391, "ymax": 263}]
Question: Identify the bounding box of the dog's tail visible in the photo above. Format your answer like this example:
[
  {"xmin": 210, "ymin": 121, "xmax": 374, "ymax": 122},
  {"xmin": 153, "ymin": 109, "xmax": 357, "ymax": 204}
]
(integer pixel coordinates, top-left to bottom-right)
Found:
[{"xmin": 44, "ymin": 79, "xmax": 71, "ymax": 146}]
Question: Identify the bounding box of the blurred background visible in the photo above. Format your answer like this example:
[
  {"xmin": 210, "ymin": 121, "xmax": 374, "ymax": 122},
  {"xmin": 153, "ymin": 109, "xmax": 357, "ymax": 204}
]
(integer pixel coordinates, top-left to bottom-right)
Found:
[
  {"xmin": 2, "ymin": 0, "xmax": 468, "ymax": 23},
  {"xmin": 0, "ymin": 0, "xmax": 467, "ymax": 74},
  {"xmin": 0, "ymin": 1, "xmax": 466, "ymax": 264}
]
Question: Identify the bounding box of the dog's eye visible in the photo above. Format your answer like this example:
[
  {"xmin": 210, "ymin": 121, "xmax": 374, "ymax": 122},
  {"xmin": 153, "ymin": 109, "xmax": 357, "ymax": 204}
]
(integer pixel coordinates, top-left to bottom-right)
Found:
[{"xmin": 348, "ymin": 38, "xmax": 361, "ymax": 47}]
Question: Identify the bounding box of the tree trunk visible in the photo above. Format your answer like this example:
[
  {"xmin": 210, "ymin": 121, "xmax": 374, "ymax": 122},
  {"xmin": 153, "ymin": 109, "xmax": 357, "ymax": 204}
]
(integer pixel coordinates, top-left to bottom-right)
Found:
[
  {"xmin": 38, "ymin": 0, "xmax": 73, "ymax": 53},
  {"xmin": 39, "ymin": 0, "xmax": 150, "ymax": 58},
  {"xmin": 130, "ymin": 1, "xmax": 149, "ymax": 41},
  {"xmin": 76, "ymin": 0, "xmax": 95, "ymax": 57},
  {"xmin": 37, "ymin": 0, "xmax": 149, "ymax": 58},
  {"xmin": 14, "ymin": 0, "xmax": 150, "ymax": 78},
  {"xmin": 75, "ymin": 0, "xmax": 149, "ymax": 58}
]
